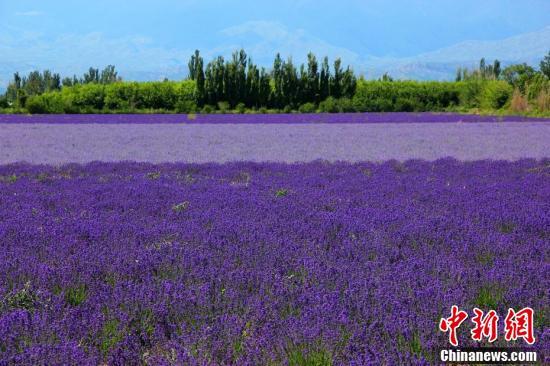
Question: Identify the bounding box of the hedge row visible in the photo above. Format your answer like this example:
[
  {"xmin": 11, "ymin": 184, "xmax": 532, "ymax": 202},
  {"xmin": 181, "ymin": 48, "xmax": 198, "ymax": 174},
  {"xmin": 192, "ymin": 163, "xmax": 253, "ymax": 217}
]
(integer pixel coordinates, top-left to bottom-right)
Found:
[{"xmin": 22, "ymin": 79, "xmax": 515, "ymax": 114}]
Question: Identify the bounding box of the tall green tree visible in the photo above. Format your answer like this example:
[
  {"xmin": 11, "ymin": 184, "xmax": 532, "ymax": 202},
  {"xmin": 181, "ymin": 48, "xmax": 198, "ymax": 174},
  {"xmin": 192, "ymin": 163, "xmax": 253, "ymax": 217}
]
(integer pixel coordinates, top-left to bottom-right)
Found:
[
  {"xmin": 188, "ymin": 50, "xmax": 201, "ymax": 80},
  {"xmin": 341, "ymin": 66, "xmax": 357, "ymax": 98},
  {"xmin": 100, "ymin": 65, "xmax": 119, "ymax": 84},
  {"xmin": 258, "ymin": 67, "xmax": 271, "ymax": 107},
  {"xmin": 540, "ymin": 51, "xmax": 550, "ymax": 79},
  {"xmin": 282, "ymin": 58, "xmax": 298, "ymax": 107},
  {"xmin": 320, "ymin": 56, "xmax": 330, "ymax": 100},
  {"xmin": 272, "ymin": 53, "xmax": 284, "ymax": 108},
  {"xmin": 306, "ymin": 52, "xmax": 320, "ymax": 102},
  {"xmin": 83, "ymin": 67, "xmax": 100, "ymax": 83},
  {"xmin": 246, "ymin": 61, "xmax": 260, "ymax": 107},
  {"xmin": 331, "ymin": 58, "xmax": 343, "ymax": 98},
  {"xmin": 502, "ymin": 63, "xmax": 536, "ymax": 92},
  {"xmin": 493, "ymin": 60, "xmax": 501, "ymax": 79}
]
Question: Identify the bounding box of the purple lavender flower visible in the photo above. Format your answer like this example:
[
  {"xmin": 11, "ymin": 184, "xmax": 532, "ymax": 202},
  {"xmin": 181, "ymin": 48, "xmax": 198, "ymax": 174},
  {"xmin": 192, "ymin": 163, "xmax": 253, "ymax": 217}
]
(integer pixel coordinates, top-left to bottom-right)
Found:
[{"xmin": 0, "ymin": 159, "xmax": 548, "ymax": 364}]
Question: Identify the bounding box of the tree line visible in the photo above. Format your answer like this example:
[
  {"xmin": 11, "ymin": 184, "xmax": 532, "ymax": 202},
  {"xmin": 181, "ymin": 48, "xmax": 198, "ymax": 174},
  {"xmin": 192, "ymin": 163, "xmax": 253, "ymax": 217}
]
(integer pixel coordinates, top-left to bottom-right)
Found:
[
  {"xmin": 188, "ymin": 49, "xmax": 357, "ymax": 109},
  {"xmin": 1, "ymin": 50, "xmax": 549, "ymax": 115},
  {"xmin": 3, "ymin": 65, "xmax": 120, "ymax": 108}
]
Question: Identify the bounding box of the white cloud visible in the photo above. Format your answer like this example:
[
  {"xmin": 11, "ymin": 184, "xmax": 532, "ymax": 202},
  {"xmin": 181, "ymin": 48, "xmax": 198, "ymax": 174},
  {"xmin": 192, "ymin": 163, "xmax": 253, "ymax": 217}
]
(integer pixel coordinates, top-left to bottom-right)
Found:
[{"xmin": 15, "ymin": 11, "xmax": 43, "ymax": 17}]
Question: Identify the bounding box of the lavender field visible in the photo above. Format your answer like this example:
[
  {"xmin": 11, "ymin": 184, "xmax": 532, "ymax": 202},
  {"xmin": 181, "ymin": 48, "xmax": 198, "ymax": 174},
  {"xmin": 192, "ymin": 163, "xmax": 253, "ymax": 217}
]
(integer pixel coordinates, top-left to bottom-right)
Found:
[
  {"xmin": 2, "ymin": 122, "xmax": 550, "ymax": 164},
  {"xmin": 0, "ymin": 159, "xmax": 549, "ymax": 365},
  {"xmin": 0, "ymin": 114, "xmax": 549, "ymax": 365},
  {"xmin": 1, "ymin": 112, "xmax": 550, "ymax": 124}
]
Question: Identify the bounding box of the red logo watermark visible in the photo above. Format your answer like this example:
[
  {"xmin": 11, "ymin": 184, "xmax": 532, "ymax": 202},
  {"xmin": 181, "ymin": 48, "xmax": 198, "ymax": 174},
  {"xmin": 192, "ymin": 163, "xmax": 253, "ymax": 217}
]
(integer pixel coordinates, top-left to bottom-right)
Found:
[{"xmin": 439, "ymin": 306, "xmax": 535, "ymax": 346}]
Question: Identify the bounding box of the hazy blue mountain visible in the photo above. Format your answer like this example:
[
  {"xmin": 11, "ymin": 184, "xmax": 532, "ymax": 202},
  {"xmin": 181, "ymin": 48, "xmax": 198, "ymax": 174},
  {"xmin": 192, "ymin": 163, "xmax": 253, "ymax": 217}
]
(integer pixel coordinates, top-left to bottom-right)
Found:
[
  {"xmin": 360, "ymin": 26, "xmax": 550, "ymax": 80},
  {"xmin": 0, "ymin": 26, "xmax": 548, "ymax": 87}
]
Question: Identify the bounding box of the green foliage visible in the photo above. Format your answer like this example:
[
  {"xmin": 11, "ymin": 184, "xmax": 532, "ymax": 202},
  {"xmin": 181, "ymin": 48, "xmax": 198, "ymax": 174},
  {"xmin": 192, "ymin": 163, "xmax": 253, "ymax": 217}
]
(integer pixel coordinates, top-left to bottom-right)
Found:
[
  {"xmin": 275, "ymin": 189, "xmax": 289, "ymax": 197},
  {"xmin": 298, "ymin": 102, "xmax": 317, "ymax": 113},
  {"xmin": 337, "ymin": 98, "xmax": 355, "ymax": 112},
  {"xmin": 480, "ymin": 81, "xmax": 513, "ymax": 109},
  {"xmin": 5, "ymin": 51, "xmax": 550, "ymax": 115},
  {"xmin": 396, "ymin": 332, "xmax": 425, "ymax": 359},
  {"xmin": 201, "ymin": 104, "xmax": 214, "ymax": 113},
  {"xmin": 319, "ymin": 97, "xmax": 338, "ymax": 113},
  {"xmin": 3, "ymin": 66, "xmax": 120, "ymax": 107},
  {"xmin": 457, "ymin": 58, "xmax": 501, "ymax": 81},
  {"xmin": 526, "ymin": 74, "xmax": 550, "ymax": 101},
  {"xmin": 286, "ymin": 344, "xmax": 333, "ymax": 366},
  {"xmin": 22, "ymin": 80, "xmax": 197, "ymax": 113},
  {"xmin": 459, "ymin": 80, "xmax": 484, "ymax": 108},
  {"xmin": 130, "ymin": 308, "xmax": 156, "ymax": 340},
  {"xmin": 217, "ymin": 101, "xmax": 230, "ymax": 112},
  {"xmin": 474, "ymin": 286, "xmax": 503, "ymax": 309},
  {"xmin": 541, "ymin": 51, "xmax": 550, "ymax": 79},
  {"xmin": 353, "ymin": 80, "xmax": 461, "ymax": 112},
  {"xmin": 25, "ymin": 96, "xmax": 48, "ymax": 114},
  {"xmin": 3, "ymin": 282, "xmax": 39, "ymax": 311},
  {"xmin": 65, "ymin": 284, "xmax": 87, "ymax": 306},
  {"xmin": 175, "ymin": 99, "xmax": 196, "ymax": 113},
  {"xmin": 193, "ymin": 49, "xmax": 355, "ymax": 110},
  {"xmin": 235, "ymin": 102, "xmax": 246, "ymax": 114},
  {"xmin": 0, "ymin": 95, "xmax": 8, "ymax": 108},
  {"xmin": 99, "ymin": 319, "xmax": 123, "ymax": 356},
  {"xmin": 502, "ymin": 63, "xmax": 537, "ymax": 92}
]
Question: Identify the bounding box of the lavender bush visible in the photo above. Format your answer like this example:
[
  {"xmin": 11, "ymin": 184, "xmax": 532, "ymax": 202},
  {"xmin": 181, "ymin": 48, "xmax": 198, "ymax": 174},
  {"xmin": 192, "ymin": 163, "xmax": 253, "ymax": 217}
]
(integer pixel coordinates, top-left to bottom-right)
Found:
[
  {"xmin": 0, "ymin": 112, "xmax": 549, "ymax": 124},
  {"xmin": 0, "ymin": 159, "xmax": 548, "ymax": 364}
]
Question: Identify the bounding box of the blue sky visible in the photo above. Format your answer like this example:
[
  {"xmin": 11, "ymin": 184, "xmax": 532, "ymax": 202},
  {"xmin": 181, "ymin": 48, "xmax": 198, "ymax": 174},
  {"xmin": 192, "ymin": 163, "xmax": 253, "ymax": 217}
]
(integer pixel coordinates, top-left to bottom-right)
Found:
[{"xmin": 1, "ymin": 0, "xmax": 549, "ymax": 84}]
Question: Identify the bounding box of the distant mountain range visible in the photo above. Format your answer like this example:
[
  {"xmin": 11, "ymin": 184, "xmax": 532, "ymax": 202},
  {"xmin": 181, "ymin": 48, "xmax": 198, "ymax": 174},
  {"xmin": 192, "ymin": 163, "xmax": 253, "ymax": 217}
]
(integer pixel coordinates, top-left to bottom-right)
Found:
[
  {"xmin": 356, "ymin": 26, "xmax": 550, "ymax": 80},
  {"xmin": 0, "ymin": 26, "xmax": 548, "ymax": 88}
]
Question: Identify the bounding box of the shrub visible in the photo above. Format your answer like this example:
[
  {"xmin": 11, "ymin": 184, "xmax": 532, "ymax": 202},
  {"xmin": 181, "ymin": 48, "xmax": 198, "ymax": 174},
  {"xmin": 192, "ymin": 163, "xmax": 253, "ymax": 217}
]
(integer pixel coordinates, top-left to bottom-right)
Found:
[
  {"xmin": 104, "ymin": 82, "xmax": 137, "ymax": 110},
  {"xmin": 480, "ymin": 81, "xmax": 513, "ymax": 109},
  {"xmin": 298, "ymin": 102, "xmax": 317, "ymax": 113},
  {"xmin": 0, "ymin": 95, "xmax": 8, "ymax": 108},
  {"xmin": 319, "ymin": 97, "xmax": 338, "ymax": 113},
  {"xmin": 201, "ymin": 104, "xmax": 214, "ymax": 114},
  {"xmin": 353, "ymin": 80, "xmax": 461, "ymax": 112},
  {"xmin": 395, "ymin": 98, "xmax": 415, "ymax": 112},
  {"xmin": 525, "ymin": 74, "xmax": 549, "ymax": 101},
  {"xmin": 535, "ymin": 89, "xmax": 550, "ymax": 112},
  {"xmin": 26, "ymin": 96, "xmax": 48, "ymax": 114},
  {"xmin": 217, "ymin": 101, "xmax": 230, "ymax": 112},
  {"xmin": 337, "ymin": 98, "xmax": 355, "ymax": 112},
  {"xmin": 283, "ymin": 105, "xmax": 293, "ymax": 113},
  {"xmin": 459, "ymin": 80, "xmax": 483, "ymax": 108},
  {"xmin": 510, "ymin": 89, "xmax": 529, "ymax": 113},
  {"xmin": 72, "ymin": 84, "xmax": 106, "ymax": 110},
  {"xmin": 235, "ymin": 103, "xmax": 246, "ymax": 114},
  {"xmin": 370, "ymin": 98, "xmax": 394, "ymax": 112},
  {"xmin": 175, "ymin": 100, "xmax": 196, "ymax": 113}
]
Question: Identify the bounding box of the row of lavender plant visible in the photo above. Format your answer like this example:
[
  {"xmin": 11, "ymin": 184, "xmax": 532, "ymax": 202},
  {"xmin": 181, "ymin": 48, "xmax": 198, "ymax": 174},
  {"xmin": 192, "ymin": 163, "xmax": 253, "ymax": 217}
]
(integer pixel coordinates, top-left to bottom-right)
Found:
[
  {"xmin": 0, "ymin": 159, "xmax": 548, "ymax": 364},
  {"xmin": 1, "ymin": 112, "xmax": 549, "ymax": 124}
]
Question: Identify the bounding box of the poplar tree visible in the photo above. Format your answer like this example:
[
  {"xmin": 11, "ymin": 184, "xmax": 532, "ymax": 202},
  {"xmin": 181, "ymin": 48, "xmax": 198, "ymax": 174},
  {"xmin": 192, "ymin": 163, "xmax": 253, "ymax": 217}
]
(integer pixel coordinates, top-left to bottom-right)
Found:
[
  {"xmin": 331, "ymin": 58, "xmax": 343, "ymax": 98},
  {"xmin": 320, "ymin": 56, "xmax": 330, "ymax": 100},
  {"xmin": 306, "ymin": 52, "xmax": 319, "ymax": 102}
]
